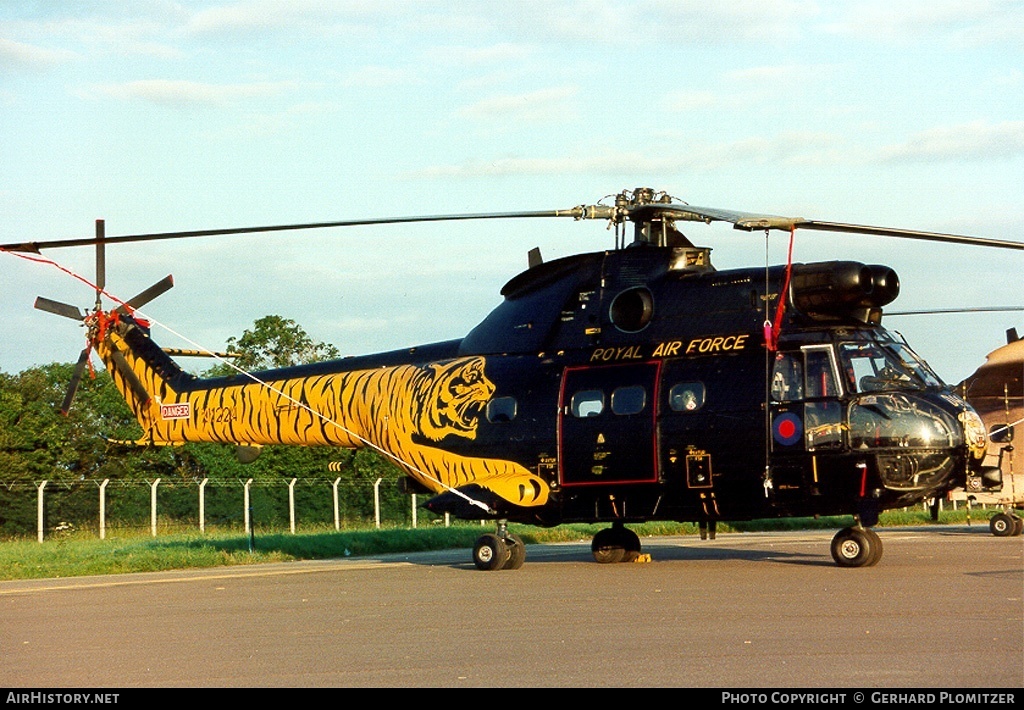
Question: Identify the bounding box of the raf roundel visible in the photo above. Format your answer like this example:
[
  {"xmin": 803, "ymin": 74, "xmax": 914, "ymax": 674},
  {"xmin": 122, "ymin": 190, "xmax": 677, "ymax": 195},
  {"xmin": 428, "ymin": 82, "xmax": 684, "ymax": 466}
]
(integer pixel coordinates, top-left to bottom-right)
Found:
[{"xmin": 773, "ymin": 412, "xmax": 803, "ymax": 447}]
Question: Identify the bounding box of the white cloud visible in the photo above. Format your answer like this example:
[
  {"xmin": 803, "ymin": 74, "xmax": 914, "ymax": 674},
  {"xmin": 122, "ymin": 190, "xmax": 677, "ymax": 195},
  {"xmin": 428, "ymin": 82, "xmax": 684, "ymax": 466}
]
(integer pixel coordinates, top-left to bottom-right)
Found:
[
  {"xmin": 456, "ymin": 86, "xmax": 578, "ymax": 123},
  {"xmin": 340, "ymin": 65, "xmax": 419, "ymax": 88},
  {"xmin": 663, "ymin": 63, "xmax": 839, "ymax": 113},
  {"xmin": 826, "ymin": 1, "xmax": 1024, "ymax": 46},
  {"xmin": 725, "ymin": 63, "xmax": 837, "ymax": 85},
  {"xmin": 425, "ymin": 43, "xmax": 536, "ymax": 66},
  {"xmin": 880, "ymin": 121, "xmax": 1024, "ymax": 162},
  {"xmin": 662, "ymin": 89, "xmax": 724, "ymax": 111},
  {"xmin": 409, "ymin": 131, "xmax": 841, "ymax": 178},
  {"xmin": 186, "ymin": 0, "xmax": 406, "ymax": 38},
  {"xmin": 500, "ymin": 0, "xmax": 817, "ymax": 44},
  {"xmin": 0, "ymin": 37, "xmax": 76, "ymax": 71},
  {"xmin": 86, "ymin": 78, "xmax": 296, "ymax": 107}
]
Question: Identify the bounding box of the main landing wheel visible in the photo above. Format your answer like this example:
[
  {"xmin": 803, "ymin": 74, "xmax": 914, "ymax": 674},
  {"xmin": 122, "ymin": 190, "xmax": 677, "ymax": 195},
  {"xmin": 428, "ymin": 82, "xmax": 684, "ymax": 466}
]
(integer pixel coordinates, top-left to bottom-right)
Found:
[
  {"xmin": 472, "ymin": 527, "xmax": 527, "ymax": 571},
  {"xmin": 830, "ymin": 526, "xmax": 883, "ymax": 568},
  {"xmin": 473, "ymin": 533, "xmax": 507, "ymax": 571},
  {"xmin": 591, "ymin": 523, "xmax": 642, "ymax": 564}
]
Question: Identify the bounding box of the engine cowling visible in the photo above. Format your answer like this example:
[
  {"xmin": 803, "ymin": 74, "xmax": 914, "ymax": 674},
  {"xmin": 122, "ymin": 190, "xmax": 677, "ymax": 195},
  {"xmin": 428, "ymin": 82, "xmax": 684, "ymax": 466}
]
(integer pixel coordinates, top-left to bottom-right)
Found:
[{"xmin": 790, "ymin": 261, "xmax": 899, "ymax": 322}]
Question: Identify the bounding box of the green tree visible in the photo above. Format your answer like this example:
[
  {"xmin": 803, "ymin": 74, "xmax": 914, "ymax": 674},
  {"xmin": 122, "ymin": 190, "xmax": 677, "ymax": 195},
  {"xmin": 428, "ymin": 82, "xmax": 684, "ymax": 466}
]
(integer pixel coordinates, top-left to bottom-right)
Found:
[
  {"xmin": 0, "ymin": 362, "xmax": 180, "ymax": 534},
  {"xmin": 206, "ymin": 315, "xmax": 340, "ymax": 374},
  {"xmin": 0, "ymin": 315, "xmax": 413, "ymax": 534}
]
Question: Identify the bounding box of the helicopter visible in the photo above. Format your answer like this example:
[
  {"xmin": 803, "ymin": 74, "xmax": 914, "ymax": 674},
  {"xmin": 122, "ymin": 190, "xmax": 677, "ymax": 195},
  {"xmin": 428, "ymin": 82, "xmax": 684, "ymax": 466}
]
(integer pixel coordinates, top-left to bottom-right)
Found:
[
  {"xmin": 3, "ymin": 187, "xmax": 1023, "ymax": 570},
  {"xmin": 956, "ymin": 328, "xmax": 1024, "ymax": 536}
]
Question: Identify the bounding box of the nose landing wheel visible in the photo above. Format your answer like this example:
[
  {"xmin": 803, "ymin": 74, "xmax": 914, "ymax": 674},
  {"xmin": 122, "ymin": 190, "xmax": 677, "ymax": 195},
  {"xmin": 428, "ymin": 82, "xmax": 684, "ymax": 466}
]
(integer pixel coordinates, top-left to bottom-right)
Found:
[
  {"xmin": 830, "ymin": 526, "xmax": 883, "ymax": 567},
  {"xmin": 989, "ymin": 512, "xmax": 1023, "ymax": 537}
]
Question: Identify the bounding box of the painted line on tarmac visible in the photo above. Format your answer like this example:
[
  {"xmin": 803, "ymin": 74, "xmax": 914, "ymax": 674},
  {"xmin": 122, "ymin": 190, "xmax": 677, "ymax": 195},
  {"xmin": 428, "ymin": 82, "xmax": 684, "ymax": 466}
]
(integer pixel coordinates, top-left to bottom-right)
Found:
[{"xmin": 0, "ymin": 558, "xmax": 418, "ymax": 596}]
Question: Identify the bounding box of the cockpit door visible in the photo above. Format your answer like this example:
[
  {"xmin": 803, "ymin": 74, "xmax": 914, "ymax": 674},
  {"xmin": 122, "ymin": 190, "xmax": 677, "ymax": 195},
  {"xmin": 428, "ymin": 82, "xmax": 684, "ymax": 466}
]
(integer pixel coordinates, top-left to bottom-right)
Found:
[{"xmin": 769, "ymin": 346, "xmax": 845, "ymax": 496}]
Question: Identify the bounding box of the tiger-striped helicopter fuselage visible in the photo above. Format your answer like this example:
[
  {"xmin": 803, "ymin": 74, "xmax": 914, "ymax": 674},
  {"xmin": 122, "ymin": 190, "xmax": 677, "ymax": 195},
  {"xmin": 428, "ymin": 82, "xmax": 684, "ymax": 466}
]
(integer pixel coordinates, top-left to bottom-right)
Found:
[{"xmin": 10, "ymin": 187, "xmax": 1021, "ymax": 569}]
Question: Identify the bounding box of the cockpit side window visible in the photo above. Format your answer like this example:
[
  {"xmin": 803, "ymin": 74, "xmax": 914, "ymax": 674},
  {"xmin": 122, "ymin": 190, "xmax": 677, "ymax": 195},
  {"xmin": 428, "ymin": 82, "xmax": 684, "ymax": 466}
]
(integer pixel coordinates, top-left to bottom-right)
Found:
[
  {"xmin": 804, "ymin": 347, "xmax": 840, "ymax": 398},
  {"xmin": 771, "ymin": 352, "xmax": 803, "ymax": 402}
]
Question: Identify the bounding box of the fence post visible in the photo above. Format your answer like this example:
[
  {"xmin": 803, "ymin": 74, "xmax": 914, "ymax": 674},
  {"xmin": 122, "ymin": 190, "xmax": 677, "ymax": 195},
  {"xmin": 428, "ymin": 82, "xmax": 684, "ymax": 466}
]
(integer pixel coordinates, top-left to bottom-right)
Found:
[
  {"xmin": 99, "ymin": 479, "xmax": 109, "ymax": 540},
  {"xmin": 288, "ymin": 478, "xmax": 297, "ymax": 534},
  {"xmin": 199, "ymin": 478, "xmax": 208, "ymax": 533},
  {"xmin": 150, "ymin": 478, "xmax": 161, "ymax": 536},
  {"xmin": 36, "ymin": 480, "xmax": 47, "ymax": 543},
  {"xmin": 243, "ymin": 478, "xmax": 253, "ymax": 535},
  {"xmin": 332, "ymin": 478, "xmax": 341, "ymax": 531},
  {"xmin": 411, "ymin": 493, "xmax": 417, "ymax": 528},
  {"xmin": 373, "ymin": 478, "xmax": 382, "ymax": 529}
]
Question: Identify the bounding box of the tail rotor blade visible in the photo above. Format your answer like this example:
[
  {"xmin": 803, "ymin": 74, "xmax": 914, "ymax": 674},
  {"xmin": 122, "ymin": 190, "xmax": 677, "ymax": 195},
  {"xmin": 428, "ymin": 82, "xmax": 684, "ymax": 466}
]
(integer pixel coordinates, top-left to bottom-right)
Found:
[
  {"xmin": 34, "ymin": 297, "xmax": 86, "ymax": 321},
  {"xmin": 114, "ymin": 275, "xmax": 174, "ymax": 315},
  {"xmin": 95, "ymin": 220, "xmax": 106, "ymax": 311},
  {"xmin": 60, "ymin": 348, "xmax": 91, "ymax": 415}
]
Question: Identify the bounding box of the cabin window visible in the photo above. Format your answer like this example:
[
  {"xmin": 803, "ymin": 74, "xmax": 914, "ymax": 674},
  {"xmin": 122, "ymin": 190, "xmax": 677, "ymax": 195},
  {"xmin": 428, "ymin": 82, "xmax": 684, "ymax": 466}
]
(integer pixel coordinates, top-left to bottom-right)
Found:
[
  {"xmin": 611, "ymin": 385, "xmax": 646, "ymax": 415},
  {"xmin": 571, "ymin": 389, "xmax": 605, "ymax": 418},
  {"xmin": 669, "ymin": 382, "xmax": 705, "ymax": 412},
  {"xmin": 486, "ymin": 396, "xmax": 518, "ymax": 423}
]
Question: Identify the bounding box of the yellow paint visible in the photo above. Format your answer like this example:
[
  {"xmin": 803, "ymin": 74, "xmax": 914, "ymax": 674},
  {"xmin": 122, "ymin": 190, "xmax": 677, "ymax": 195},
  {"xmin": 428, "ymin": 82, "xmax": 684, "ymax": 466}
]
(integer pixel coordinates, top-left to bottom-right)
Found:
[
  {"xmin": 95, "ymin": 321, "xmax": 549, "ymax": 509},
  {"xmin": 684, "ymin": 334, "xmax": 749, "ymax": 355},
  {"xmin": 589, "ymin": 345, "xmax": 643, "ymax": 362},
  {"xmin": 652, "ymin": 340, "xmax": 682, "ymax": 357}
]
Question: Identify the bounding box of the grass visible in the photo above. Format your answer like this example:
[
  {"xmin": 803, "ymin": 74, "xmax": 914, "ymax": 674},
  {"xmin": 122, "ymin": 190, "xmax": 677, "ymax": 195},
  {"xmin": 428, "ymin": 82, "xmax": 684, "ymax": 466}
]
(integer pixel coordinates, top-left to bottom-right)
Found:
[{"xmin": 0, "ymin": 508, "xmax": 1004, "ymax": 581}]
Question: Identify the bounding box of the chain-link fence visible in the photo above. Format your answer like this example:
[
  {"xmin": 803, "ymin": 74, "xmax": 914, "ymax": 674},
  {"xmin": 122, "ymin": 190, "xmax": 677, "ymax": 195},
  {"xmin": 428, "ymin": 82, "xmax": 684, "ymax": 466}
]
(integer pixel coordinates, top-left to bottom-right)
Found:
[{"xmin": 0, "ymin": 477, "xmax": 447, "ymax": 540}]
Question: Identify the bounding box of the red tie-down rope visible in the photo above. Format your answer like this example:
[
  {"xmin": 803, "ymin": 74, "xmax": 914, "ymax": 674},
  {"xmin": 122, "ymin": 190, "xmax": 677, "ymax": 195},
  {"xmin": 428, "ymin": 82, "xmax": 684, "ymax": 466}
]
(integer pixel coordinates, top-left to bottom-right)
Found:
[
  {"xmin": 2, "ymin": 249, "xmax": 152, "ymax": 383},
  {"xmin": 3, "ymin": 249, "xmax": 151, "ymax": 328},
  {"xmin": 3, "ymin": 247, "xmax": 497, "ymax": 513},
  {"xmin": 764, "ymin": 226, "xmax": 795, "ymax": 352}
]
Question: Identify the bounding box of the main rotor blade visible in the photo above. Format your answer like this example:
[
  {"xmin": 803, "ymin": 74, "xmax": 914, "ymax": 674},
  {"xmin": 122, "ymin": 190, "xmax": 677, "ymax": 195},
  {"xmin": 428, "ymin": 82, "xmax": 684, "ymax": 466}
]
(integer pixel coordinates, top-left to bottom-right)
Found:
[
  {"xmin": 113, "ymin": 275, "xmax": 174, "ymax": 315},
  {"xmin": 886, "ymin": 306, "xmax": 1024, "ymax": 316},
  {"xmin": 34, "ymin": 296, "xmax": 86, "ymax": 321},
  {"xmin": 655, "ymin": 203, "xmax": 1024, "ymax": 251},
  {"xmin": 0, "ymin": 209, "xmax": 582, "ymax": 253},
  {"xmin": 5, "ymin": 197, "xmax": 1022, "ymax": 252},
  {"xmin": 795, "ymin": 220, "xmax": 1024, "ymax": 251},
  {"xmin": 60, "ymin": 348, "xmax": 90, "ymax": 416},
  {"xmin": 95, "ymin": 220, "xmax": 106, "ymax": 308}
]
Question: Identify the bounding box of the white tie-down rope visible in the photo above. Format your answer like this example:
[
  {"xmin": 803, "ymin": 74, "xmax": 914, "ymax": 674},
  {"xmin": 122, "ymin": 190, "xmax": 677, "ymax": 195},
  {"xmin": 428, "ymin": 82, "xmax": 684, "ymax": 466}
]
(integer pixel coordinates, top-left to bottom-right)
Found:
[
  {"xmin": 5, "ymin": 248, "xmax": 492, "ymax": 514},
  {"xmin": 128, "ymin": 308, "xmax": 493, "ymax": 514}
]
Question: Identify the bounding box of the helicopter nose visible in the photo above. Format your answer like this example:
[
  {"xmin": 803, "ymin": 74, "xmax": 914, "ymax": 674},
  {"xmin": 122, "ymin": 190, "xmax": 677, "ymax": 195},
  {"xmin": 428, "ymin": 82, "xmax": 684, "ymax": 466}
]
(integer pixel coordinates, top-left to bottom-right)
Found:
[{"xmin": 849, "ymin": 393, "xmax": 964, "ymax": 492}]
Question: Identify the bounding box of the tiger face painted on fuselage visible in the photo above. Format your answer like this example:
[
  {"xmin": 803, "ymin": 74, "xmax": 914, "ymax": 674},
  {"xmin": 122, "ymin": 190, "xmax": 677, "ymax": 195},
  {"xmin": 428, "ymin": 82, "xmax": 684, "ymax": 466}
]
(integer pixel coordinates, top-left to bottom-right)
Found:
[{"xmin": 416, "ymin": 358, "xmax": 494, "ymax": 442}]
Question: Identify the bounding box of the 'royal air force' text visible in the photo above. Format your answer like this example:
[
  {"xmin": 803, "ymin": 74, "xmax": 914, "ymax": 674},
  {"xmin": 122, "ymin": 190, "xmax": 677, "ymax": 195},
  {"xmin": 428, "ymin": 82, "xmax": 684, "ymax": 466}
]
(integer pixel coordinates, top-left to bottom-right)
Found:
[{"xmin": 591, "ymin": 334, "xmax": 751, "ymax": 363}]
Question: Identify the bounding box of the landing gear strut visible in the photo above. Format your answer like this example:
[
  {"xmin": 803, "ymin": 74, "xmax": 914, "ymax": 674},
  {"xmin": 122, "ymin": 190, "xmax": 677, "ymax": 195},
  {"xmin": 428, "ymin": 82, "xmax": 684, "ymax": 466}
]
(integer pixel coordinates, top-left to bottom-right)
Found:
[
  {"xmin": 591, "ymin": 521, "xmax": 642, "ymax": 563},
  {"xmin": 472, "ymin": 520, "xmax": 526, "ymax": 571},
  {"xmin": 698, "ymin": 520, "xmax": 717, "ymax": 540}
]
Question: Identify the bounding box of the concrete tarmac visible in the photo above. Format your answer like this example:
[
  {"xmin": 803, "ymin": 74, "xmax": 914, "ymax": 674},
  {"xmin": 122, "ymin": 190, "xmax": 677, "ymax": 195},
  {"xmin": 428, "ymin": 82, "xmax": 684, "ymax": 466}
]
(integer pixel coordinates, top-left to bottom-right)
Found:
[{"xmin": 1, "ymin": 526, "xmax": 1021, "ymax": 688}]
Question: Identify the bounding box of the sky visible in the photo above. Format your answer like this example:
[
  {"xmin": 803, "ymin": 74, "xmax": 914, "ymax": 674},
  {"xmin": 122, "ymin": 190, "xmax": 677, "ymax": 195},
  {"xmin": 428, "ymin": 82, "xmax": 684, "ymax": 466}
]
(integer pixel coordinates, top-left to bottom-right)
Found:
[{"xmin": 1, "ymin": 0, "xmax": 1022, "ymax": 386}]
